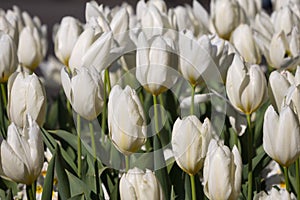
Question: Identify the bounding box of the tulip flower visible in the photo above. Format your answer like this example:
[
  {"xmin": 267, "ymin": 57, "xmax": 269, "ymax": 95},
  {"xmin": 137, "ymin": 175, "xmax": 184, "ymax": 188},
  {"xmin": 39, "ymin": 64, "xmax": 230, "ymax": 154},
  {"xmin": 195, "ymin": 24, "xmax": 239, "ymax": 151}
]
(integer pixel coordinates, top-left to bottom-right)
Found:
[
  {"xmin": 203, "ymin": 140, "xmax": 242, "ymax": 200},
  {"xmin": 0, "ymin": 115, "xmax": 44, "ymax": 185},
  {"xmin": 226, "ymin": 54, "xmax": 267, "ymax": 114},
  {"xmin": 253, "ymin": 11, "xmax": 274, "ymax": 40},
  {"xmin": 17, "ymin": 26, "xmax": 44, "ymax": 71},
  {"xmin": 108, "ymin": 85, "xmax": 147, "ymax": 156},
  {"xmin": 230, "ymin": 24, "xmax": 261, "ymax": 64},
  {"xmin": 7, "ymin": 71, "xmax": 46, "ymax": 127},
  {"xmin": 263, "ymin": 104, "xmax": 300, "ymax": 167},
  {"xmin": 210, "ymin": 0, "xmax": 246, "ymax": 39},
  {"xmin": 272, "ymin": 6, "xmax": 299, "ymax": 35},
  {"xmin": 54, "ymin": 16, "xmax": 82, "ymax": 66},
  {"xmin": 136, "ymin": 32, "xmax": 177, "ymax": 96},
  {"xmin": 171, "ymin": 116, "xmax": 212, "ymax": 175},
  {"xmin": 178, "ymin": 30, "xmax": 213, "ymax": 86},
  {"xmin": 0, "ymin": 15, "xmax": 18, "ymax": 43},
  {"xmin": 119, "ymin": 167, "xmax": 165, "ymax": 200},
  {"xmin": 254, "ymin": 188, "xmax": 297, "ymax": 200},
  {"xmin": 61, "ymin": 66, "xmax": 104, "ymax": 121},
  {"xmin": 236, "ymin": 0, "xmax": 261, "ymax": 19},
  {"xmin": 0, "ymin": 32, "xmax": 18, "ymax": 83}
]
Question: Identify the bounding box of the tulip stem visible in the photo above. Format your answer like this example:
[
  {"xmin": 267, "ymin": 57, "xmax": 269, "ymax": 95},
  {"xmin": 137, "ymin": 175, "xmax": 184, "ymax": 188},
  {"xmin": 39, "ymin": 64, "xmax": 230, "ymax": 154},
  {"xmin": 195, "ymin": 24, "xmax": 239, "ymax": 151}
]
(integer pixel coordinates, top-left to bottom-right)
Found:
[
  {"xmin": 284, "ymin": 166, "xmax": 290, "ymax": 192},
  {"xmin": 246, "ymin": 114, "xmax": 253, "ymax": 200},
  {"xmin": 26, "ymin": 184, "xmax": 35, "ymax": 200},
  {"xmin": 0, "ymin": 83, "xmax": 7, "ymax": 106},
  {"xmin": 296, "ymin": 159, "xmax": 300, "ymax": 200},
  {"xmin": 190, "ymin": 174, "xmax": 196, "ymax": 200},
  {"xmin": 158, "ymin": 95, "xmax": 165, "ymax": 126},
  {"xmin": 153, "ymin": 95, "xmax": 160, "ymax": 137},
  {"xmin": 190, "ymin": 84, "xmax": 196, "ymax": 115},
  {"xmin": 104, "ymin": 68, "xmax": 111, "ymax": 94},
  {"xmin": 125, "ymin": 156, "xmax": 129, "ymax": 172},
  {"xmin": 77, "ymin": 114, "xmax": 82, "ymax": 179}
]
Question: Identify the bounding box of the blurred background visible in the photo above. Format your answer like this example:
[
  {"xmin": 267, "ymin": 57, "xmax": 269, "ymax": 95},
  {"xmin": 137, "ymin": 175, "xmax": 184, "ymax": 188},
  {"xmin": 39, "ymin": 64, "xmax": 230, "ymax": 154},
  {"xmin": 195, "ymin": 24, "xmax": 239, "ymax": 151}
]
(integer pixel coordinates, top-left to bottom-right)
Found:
[{"xmin": 0, "ymin": 0, "xmax": 210, "ymax": 55}]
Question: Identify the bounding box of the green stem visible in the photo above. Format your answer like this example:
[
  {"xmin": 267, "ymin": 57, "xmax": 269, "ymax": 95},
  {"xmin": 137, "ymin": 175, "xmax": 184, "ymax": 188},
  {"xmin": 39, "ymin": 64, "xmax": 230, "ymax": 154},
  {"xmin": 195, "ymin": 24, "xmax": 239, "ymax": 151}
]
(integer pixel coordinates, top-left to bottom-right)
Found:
[
  {"xmin": 104, "ymin": 68, "xmax": 111, "ymax": 94},
  {"xmin": 125, "ymin": 156, "xmax": 129, "ymax": 172},
  {"xmin": 246, "ymin": 114, "xmax": 253, "ymax": 200},
  {"xmin": 284, "ymin": 166, "xmax": 290, "ymax": 192},
  {"xmin": 296, "ymin": 159, "xmax": 300, "ymax": 200},
  {"xmin": 101, "ymin": 74, "xmax": 108, "ymax": 136},
  {"xmin": 77, "ymin": 114, "xmax": 82, "ymax": 178},
  {"xmin": 158, "ymin": 94, "xmax": 165, "ymax": 125},
  {"xmin": 190, "ymin": 84, "xmax": 196, "ymax": 115},
  {"xmin": 190, "ymin": 174, "xmax": 196, "ymax": 200},
  {"xmin": 26, "ymin": 184, "xmax": 35, "ymax": 200},
  {"xmin": 153, "ymin": 95, "xmax": 160, "ymax": 137},
  {"xmin": 66, "ymin": 100, "xmax": 72, "ymax": 115},
  {"xmin": 1, "ymin": 84, "xmax": 7, "ymax": 107}
]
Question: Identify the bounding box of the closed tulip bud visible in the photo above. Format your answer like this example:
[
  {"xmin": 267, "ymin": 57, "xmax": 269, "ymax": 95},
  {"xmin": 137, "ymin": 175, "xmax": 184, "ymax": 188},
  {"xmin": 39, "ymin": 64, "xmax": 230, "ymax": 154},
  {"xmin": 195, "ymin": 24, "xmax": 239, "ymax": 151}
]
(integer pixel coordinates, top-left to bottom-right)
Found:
[
  {"xmin": 203, "ymin": 140, "xmax": 242, "ymax": 200},
  {"xmin": 171, "ymin": 116, "xmax": 212, "ymax": 175},
  {"xmin": 226, "ymin": 55, "xmax": 267, "ymax": 114},
  {"xmin": 230, "ymin": 24, "xmax": 261, "ymax": 64},
  {"xmin": 272, "ymin": 6, "xmax": 299, "ymax": 35},
  {"xmin": 253, "ymin": 12, "xmax": 274, "ymax": 40},
  {"xmin": 108, "ymin": 85, "xmax": 146, "ymax": 156},
  {"xmin": 136, "ymin": 32, "xmax": 177, "ymax": 96},
  {"xmin": 7, "ymin": 71, "xmax": 46, "ymax": 127},
  {"xmin": 236, "ymin": 0, "xmax": 261, "ymax": 19},
  {"xmin": 0, "ymin": 32, "xmax": 18, "ymax": 83},
  {"xmin": 61, "ymin": 66, "xmax": 104, "ymax": 121},
  {"xmin": 119, "ymin": 167, "xmax": 165, "ymax": 200},
  {"xmin": 54, "ymin": 16, "xmax": 82, "ymax": 66},
  {"xmin": 211, "ymin": 0, "xmax": 246, "ymax": 39},
  {"xmin": 254, "ymin": 188, "xmax": 297, "ymax": 200},
  {"xmin": 0, "ymin": 15, "xmax": 18, "ymax": 43},
  {"xmin": 263, "ymin": 105, "xmax": 300, "ymax": 167},
  {"xmin": 17, "ymin": 26, "xmax": 44, "ymax": 71},
  {"xmin": 178, "ymin": 31, "xmax": 212, "ymax": 86},
  {"xmin": 0, "ymin": 115, "xmax": 44, "ymax": 185}
]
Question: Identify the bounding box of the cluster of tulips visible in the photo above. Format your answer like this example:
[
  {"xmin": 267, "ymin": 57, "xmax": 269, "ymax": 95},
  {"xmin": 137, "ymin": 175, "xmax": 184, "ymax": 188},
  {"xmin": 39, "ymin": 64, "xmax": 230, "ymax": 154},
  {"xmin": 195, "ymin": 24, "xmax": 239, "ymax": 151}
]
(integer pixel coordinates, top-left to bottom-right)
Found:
[{"xmin": 0, "ymin": 0, "xmax": 300, "ymax": 199}]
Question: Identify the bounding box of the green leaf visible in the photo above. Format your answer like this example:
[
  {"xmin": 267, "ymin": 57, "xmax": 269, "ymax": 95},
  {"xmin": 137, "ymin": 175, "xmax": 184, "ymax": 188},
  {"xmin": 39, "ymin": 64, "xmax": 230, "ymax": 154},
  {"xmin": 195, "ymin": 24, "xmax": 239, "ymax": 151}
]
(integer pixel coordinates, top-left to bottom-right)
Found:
[
  {"xmin": 42, "ymin": 149, "xmax": 56, "ymax": 200},
  {"xmin": 184, "ymin": 173, "xmax": 191, "ymax": 200},
  {"xmin": 154, "ymin": 135, "xmax": 171, "ymax": 200},
  {"xmin": 169, "ymin": 163, "xmax": 184, "ymax": 200},
  {"xmin": 67, "ymin": 171, "xmax": 93, "ymax": 198},
  {"xmin": 67, "ymin": 193, "xmax": 85, "ymax": 200},
  {"xmin": 56, "ymin": 146, "xmax": 71, "ymax": 199}
]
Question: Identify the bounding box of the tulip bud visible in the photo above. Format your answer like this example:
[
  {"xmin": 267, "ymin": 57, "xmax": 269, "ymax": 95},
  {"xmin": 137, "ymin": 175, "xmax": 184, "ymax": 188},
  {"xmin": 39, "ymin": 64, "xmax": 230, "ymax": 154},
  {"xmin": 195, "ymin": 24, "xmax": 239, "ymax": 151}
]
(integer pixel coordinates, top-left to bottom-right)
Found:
[
  {"xmin": 17, "ymin": 26, "xmax": 44, "ymax": 71},
  {"xmin": 0, "ymin": 15, "xmax": 18, "ymax": 43},
  {"xmin": 136, "ymin": 32, "xmax": 177, "ymax": 96},
  {"xmin": 0, "ymin": 32, "xmax": 18, "ymax": 83},
  {"xmin": 230, "ymin": 24, "xmax": 261, "ymax": 64},
  {"xmin": 171, "ymin": 116, "xmax": 212, "ymax": 175},
  {"xmin": 254, "ymin": 187, "xmax": 297, "ymax": 200},
  {"xmin": 236, "ymin": 0, "xmax": 260, "ymax": 19},
  {"xmin": 210, "ymin": 0, "xmax": 246, "ymax": 39},
  {"xmin": 7, "ymin": 71, "xmax": 46, "ymax": 127},
  {"xmin": 119, "ymin": 167, "xmax": 165, "ymax": 200},
  {"xmin": 0, "ymin": 115, "xmax": 44, "ymax": 185},
  {"xmin": 61, "ymin": 66, "xmax": 104, "ymax": 121},
  {"xmin": 272, "ymin": 6, "xmax": 299, "ymax": 35},
  {"xmin": 226, "ymin": 55, "xmax": 267, "ymax": 114},
  {"xmin": 263, "ymin": 105, "xmax": 300, "ymax": 167},
  {"xmin": 203, "ymin": 140, "xmax": 242, "ymax": 200},
  {"xmin": 178, "ymin": 31, "xmax": 212, "ymax": 86},
  {"xmin": 54, "ymin": 16, "xmax": 82, "ymax": 66},
  {"xmin": 108, "ymin": 85, "xmax": 146, "ymax": 156}
]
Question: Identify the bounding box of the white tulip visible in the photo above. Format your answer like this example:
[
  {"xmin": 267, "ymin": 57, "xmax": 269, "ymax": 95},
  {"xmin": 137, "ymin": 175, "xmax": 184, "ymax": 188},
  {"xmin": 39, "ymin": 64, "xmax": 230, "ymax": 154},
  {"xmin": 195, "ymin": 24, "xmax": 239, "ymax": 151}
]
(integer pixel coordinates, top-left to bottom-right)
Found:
[
  {"xmin": 210, "ymin": 0, "xmax": 246, "ymax": 39},
  {"xmin": 136, "ymin": 32, "xmax": 177, "ymax": 96},
  {"xmin": 226, "ymin": 55, "xmax": 267, "ymax": 114},
  {"xmin": 253, "ymin": 11, "xmax": 274, "ymax": 40},
  {"xmin": 272, "ymin": 5, "xmax": 299, "ymax": 35},
  {"xmin": 108, "ymin": 85, "xmax": 146, "ymax": 156},
  {"xmin": 254, "ymin": 188, "xmax": 297, "ymax": 200},
  {"xmin": 203, "ymin": 140, "xmax": 242, "ymax": 200},
  {"xmin": 0, "ymin": 15, "xmax": 18, "ymax": 43},
  {"xmin": 171, "ymin": 116, "xmax": 212, "ymax": 175},
  {"xmin": 61, "ymin": 66, "xmax": 104, "ymax": 121},
  {"xmin": 237, "ymin": 0, "xmax": 261, "ymax": 19},
  {"xmin": 263, "ymin": 105, "xmax": 300, "ymax": 167},
  {"xmin": 119, "ymin": 167, "xmax": 165, "ymax": 200},
  {"xmin": 7, "ymin": 71, "xmax": 46, "ymax": 127},
  {"xmin": 17, "ymin": 26, "xmax": 44, "ymax": 71},
  {"xmin": 0, "ymin": 32, "xmax": 18, "ymax": 83},
  {"xmin": 54, "ymin": 16, "xmax": 82, "ymax": 66},
  {"xmin": 178, "ymin": 30, "xmax": 213, "ymax": 86},
  {"xmin": 0, "ymin": 115, "xmax": 44, "ymax": 185},
  {"xmin": 230, "ymin": 24, "xmax": 261, "ymax": 64}
]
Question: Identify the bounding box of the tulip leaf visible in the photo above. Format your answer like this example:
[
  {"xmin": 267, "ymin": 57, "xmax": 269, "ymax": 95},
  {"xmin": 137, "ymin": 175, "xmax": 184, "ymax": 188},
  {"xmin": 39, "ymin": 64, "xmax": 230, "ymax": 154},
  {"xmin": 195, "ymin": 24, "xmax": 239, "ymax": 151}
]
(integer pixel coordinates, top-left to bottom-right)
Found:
[
  {"xmin": 67, "ymin": 171, "xmax": 94, "ymax": 198},
  {"xmin": 55, "ymin": 146, "xmax": 71, "ymax": 199},
  {"xmin": 154, "ymin": 135, "xmax": 171, "ymax": 200},
  {"xmin": 67, "ymin": 193, "xmax": 85, "ymax": 200},
  {"xmin": 169, "ymin": 163, "xmax": 185, "ymax": 200},
  {"xmin": 42, "ymin": 149, "xmax": 56, "ymax": 200},
  {"xmin": 184, "ymin": 173, "xmax": 191, "ymax": 200}
]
